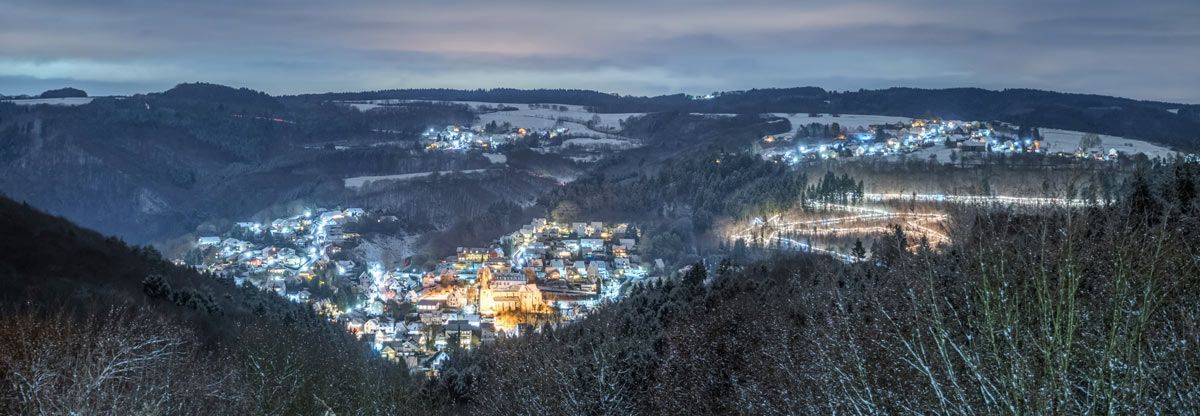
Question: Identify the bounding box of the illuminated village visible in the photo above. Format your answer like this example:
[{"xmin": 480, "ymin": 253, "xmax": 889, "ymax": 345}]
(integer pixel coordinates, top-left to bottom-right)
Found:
[
  {"xmin": 191, "ymin": 210, "xmax": 654, "ymax": 375},
  {"xmin": 421, "ymin": 124, "xmax": 566, "ymax": 152},
  {"xmin": 755, "ymin": 117, "xmax": 1142, "ymax": 164}
]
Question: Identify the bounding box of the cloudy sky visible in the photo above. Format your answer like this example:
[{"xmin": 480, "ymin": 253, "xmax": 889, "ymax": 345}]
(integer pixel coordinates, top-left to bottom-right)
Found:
[{"xmin": 2, "ymin": 0, "xmax": 1198, "ymax": 102}]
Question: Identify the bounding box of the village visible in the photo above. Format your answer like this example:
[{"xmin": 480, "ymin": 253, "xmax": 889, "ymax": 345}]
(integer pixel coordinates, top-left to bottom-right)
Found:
[
  {"xmin": 189, "ymin": 208, "xmax": 657, "ymax": 375},
  {"xmin": 755, "ymin": 117, "xmax": 1161, "ymax": 164}
]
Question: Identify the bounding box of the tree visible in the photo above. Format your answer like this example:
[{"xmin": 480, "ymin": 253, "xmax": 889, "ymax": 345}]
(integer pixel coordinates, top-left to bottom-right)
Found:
[
  {"xmin": 732, "ymin": 238, "xmax": 748, "ymax": 263},
  {"xmin": 852, "ymin": 239, "xmax": 866, "ymax": 259},
  {"xmin": 1079, "ymin": 132, "xmax": 1102, "ymax": 150},
  {"xmin": 550, "ymin": 201, "xmax": 580, "ymax": 223},
  {"xmin": 682, "ymin": 262, "xmax": 707, "ymax": 288},
  {"xmin": 143, "ymin": 274, "xmax": 172, "ymax": 300}
]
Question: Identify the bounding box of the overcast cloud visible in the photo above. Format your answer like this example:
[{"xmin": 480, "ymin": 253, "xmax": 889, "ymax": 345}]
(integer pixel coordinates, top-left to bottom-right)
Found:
[{"xmin": 1, "ymin": 0, "xmax": 1197, "ymax": 102}]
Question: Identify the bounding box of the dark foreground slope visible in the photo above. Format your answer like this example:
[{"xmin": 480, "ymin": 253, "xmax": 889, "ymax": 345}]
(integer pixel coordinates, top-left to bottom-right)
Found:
[
  {"xmin": 433, "ymin": 160, "xmax": 1200, "ymax": 414},
  {"xmin": 0, "ymin": 194, "xmax": 429, "ymax": 415}
]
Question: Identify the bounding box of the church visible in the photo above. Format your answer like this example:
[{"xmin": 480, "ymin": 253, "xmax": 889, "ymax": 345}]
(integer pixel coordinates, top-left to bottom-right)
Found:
[{"xmin": 477, "ymin": 266, "xmax": 545, "ymax": 316}]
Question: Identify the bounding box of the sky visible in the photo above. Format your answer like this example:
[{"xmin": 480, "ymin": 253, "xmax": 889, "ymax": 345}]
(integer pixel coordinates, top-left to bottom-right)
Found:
[{"xmin": 1, "ymin": 0, "xmax": 1198, "ymax": 103}]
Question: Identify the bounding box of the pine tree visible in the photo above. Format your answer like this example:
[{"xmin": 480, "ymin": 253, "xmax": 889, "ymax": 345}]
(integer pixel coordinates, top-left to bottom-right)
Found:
[
  {"xmin": 142, "ymin": 274, "xmax": 172, "ymax": 300},
  {"xmin": 852, "ymin": 239, "xmax": 867, "ymax": 259}
]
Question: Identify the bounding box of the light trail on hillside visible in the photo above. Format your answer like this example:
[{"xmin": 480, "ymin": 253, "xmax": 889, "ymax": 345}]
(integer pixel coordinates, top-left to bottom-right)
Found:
[
  {"xmin": 727, "ymin": 193, "xmax": 1087, "ymax": 263},
  {"xmin": 863, "ymin": 193, "xmax": 1090, "ymax": 207}
]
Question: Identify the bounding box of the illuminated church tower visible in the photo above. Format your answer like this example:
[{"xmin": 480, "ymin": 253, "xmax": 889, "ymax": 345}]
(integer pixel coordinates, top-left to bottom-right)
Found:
[{"xmin": 477, "ymin": 266, "xmax": 496, "ymax": 316}]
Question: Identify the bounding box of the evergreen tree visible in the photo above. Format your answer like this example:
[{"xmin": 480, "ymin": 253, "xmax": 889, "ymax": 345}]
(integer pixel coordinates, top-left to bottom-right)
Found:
[{"xmin": 852, "ymin": 239, "xmax": 866, "ymax": 259}]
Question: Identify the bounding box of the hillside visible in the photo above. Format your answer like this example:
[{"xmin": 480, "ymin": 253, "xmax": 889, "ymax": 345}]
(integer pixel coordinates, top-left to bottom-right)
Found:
[
  {"xmin": 0, "ymin": 83, "xmax": 480, "ymax": 244},
  {"xmin": 0, "ymin": 193, "xmax": 433, "ymax": 415},
  {"xmin": 38, "ymin": 87, "xmax": 88, "ymax": 99},
  {"xmin": 294, "ymin": 86, "xmax": 1200, "ymax": 151},
  {"xmin": 435, "ymin": 160, "xmax": 1200, "ymax": 414}
]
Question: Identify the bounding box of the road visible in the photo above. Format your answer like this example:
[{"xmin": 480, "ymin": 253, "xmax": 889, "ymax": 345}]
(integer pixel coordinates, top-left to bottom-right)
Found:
[{"xmin": 729, "ymin": 192, "xmax": 1089, "ymax": 262}]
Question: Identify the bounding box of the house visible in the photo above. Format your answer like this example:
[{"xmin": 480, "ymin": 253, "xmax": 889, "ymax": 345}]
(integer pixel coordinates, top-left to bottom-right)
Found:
[
  {"xmin": 960, "ymin": 142, "xmax": 987, "ymax": 152},
  {"xmin": 480, "ymin": 323, "xmax": 496, "ymax": 344},
  {"xmin": 580, "ymin": 238, "xmax": 604, "ymax": 252},
  {"xmin": 336, "ymin": 260, "xmax": 356, "ymax": 275},
  {"xmin": 363, "ymin": 318, "xmax": 380, "ymax": 335},
  {"xmin": 423, "ymin": 352, "xmax": 450, "ymax": 375},
  {"xmin": 416, "ymin": 299, "xmax": 443, "ymax": 312},
  {"xmin": 444, "ymin": 320, "xmax": 476, "ymax": 349},
  {"xmin": 381, "ymin": 344, "xmax": 400, "ymax": 362},
  {"xmin": 399, "ymin": 339, "xmax": 421, "ymax": 356},
  {"xmin": 457, "ymin": 247, "xmax": 489, "ymax": 262},
  {"xmin": 326, "ymin": 225, "xmax": 344, "ymax": 243},
  {"xmin": 446, "ymin": 291, "xmax": 467, "ymax": 309},
  {"xmin": 197, "ymin": 236, "xmax": 221, "ymax": 246}
]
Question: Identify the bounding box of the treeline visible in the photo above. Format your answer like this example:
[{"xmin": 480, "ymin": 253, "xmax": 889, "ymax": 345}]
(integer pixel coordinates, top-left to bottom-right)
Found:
[
  {"xmin": 285, "ymin": 87, "xmax": 624, "ymax": 108},
  {"xmin": 429, "ymin": 157, "xmax": 1200, "ymax": 414},
  {"xmin": 291, "ymin": 86, "xmax": 1199, "ymax": 151}
]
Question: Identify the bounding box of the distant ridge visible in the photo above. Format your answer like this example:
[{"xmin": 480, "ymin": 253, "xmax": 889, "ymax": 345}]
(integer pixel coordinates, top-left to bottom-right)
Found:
[
  {"xmin": 160, "ymin": 82, "xmax": 283, "ymax": 110},
  {"xmin": 38, "ymin": 87, "xmax": 88, "ymax": 99},
  {"xmin": 288, "ymin": 86, "xmax": 1200, "ymax": 150}
]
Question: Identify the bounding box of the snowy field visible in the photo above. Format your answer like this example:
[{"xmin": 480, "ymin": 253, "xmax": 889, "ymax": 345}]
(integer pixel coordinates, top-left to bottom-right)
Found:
[
  {"xmin": 1037, "ymin": 128, "xmax": 1176, "ymax": 158},
  {"xmin": 481, "ymin": 153, "xmax": 507, "ymax": 164},
  {"xmin": 769, "ymin": 113, "xmax": 912, "ymax": 138},
  {"xmin": 2, "ymin": 97, "xmax": 95, "ymax": 106},
  {"xmin": 561, "ymin": 137, "xmax": 636, "ymax": 148},
  {"xmin": 905, "ymin": 128, "xmax": 1178, "ymax": 161},
  {"xmin": 338, "ymin": 99, "xmax": 645, "ymax": 148},
  {"xmin": 344, "ymin": 102, "xmax": 383, "ymax": 111},
  {"xmin": 344, "ymin": 169, "xmax": 491, "ymax": 188}
]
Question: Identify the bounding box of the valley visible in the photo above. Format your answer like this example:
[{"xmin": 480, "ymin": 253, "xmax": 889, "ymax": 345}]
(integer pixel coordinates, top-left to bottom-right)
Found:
[{"xmin": 2, "ymin": 83, "xmax": 1198, "ymax": 415}]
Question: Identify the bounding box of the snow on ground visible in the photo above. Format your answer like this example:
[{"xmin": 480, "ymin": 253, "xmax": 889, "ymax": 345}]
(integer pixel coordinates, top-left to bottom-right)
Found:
[
  {"xmin": 470, "ymin": 107, "xmax": 638, "ymax": 145},
  {"xmin": 335, "ymin": 100, "xmax": 1180, "ymax": 159},
  {"xmin": 904, "ymin": 128, "xmax": 1178, "ymax": 162},
  {"xmin": 907, "ymin": 146, "xmax": 959, "ymax": 162},
  {"xmin": 2, "ymin": 97, "xmax": 95, "ymax": 106},
  {"xmin": 344, "ymin": 102, "xmax": 383, "ymax": 111},
  {"xmin": 561, "ymin": 137, "xmax": 635, "ymax": 148},
  {"xmin": 482, "ymin": 153, "xmax": 507, "ymax": 164},
  {"xmin": 353, "ymin": 234, "xmax": 417, "ymax": 269},
  {"xmin": 344, "ymin": 99, "xmax": 642, "ymax": 140},
  {"xmin": 770, "ymin": 113, "xmax": 911, "ymax": 138},
  {"xmin": 1038, "ymin": 128, "xmax": 1177, "ymax": 158},
  {"xmin": 344, "ymin": 169, "xmax": 491, "ymax": 188}
]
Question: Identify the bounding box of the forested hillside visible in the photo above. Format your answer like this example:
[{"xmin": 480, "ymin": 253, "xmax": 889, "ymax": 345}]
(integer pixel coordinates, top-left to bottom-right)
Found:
[
  {"xmin": 0, "ymin": 83, "xmax": 477, "ymax": 243},
  {"xmin": 0, "ymin": 194, "xmax": 430, "ymax": 415},
  {"xmin": 297, "ymin": 87, "xmax": 1200, "ymax": 151},
  {"xmin": 430, "ymin": 159, "xmax": 1200, "ymax": 414}
]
